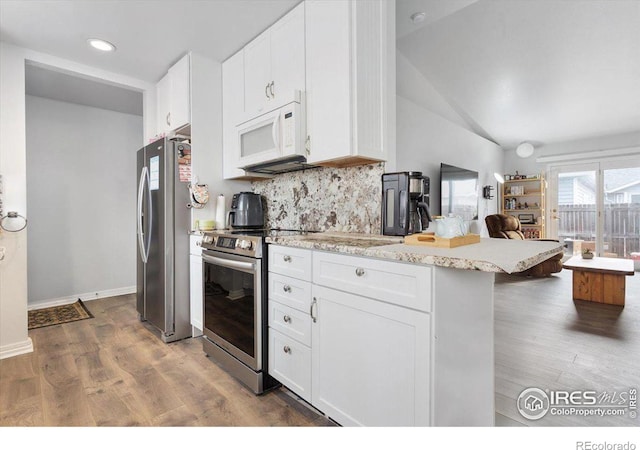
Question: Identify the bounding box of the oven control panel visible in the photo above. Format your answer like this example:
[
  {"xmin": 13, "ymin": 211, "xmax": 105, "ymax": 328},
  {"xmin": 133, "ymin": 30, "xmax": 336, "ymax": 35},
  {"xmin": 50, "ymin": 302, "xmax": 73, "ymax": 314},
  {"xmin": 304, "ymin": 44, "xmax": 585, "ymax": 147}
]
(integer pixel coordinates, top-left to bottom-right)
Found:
[{"xmin": 200, "ymin": 233, "xmax": 261, "ymax": 258}]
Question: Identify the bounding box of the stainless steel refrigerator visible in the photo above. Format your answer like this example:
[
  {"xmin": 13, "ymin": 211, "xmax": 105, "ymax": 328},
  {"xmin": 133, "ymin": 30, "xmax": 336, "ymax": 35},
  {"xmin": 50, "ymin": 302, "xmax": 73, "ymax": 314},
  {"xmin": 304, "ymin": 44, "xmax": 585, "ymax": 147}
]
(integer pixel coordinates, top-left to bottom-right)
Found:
[{"xmin": 136, "ymin": 138, "xmax": 191, "ymax": 342}]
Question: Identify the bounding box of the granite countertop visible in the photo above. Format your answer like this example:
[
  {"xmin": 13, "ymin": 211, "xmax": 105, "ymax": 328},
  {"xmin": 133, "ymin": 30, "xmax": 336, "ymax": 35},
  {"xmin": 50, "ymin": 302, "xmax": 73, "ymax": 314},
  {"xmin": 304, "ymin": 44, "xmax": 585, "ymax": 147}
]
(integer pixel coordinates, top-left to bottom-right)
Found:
[{"xmin": 266, "ymin": 232, "xmax": 563, "ymax": 274}]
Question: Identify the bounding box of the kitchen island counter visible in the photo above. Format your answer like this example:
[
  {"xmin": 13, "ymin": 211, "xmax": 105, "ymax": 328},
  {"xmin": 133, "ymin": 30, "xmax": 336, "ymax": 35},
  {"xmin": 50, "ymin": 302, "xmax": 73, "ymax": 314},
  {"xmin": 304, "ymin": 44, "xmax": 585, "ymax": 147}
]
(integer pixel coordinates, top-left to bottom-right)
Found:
[{"xmin": 266, "ymin": 232, "xmax": 563, "ymax": 274}]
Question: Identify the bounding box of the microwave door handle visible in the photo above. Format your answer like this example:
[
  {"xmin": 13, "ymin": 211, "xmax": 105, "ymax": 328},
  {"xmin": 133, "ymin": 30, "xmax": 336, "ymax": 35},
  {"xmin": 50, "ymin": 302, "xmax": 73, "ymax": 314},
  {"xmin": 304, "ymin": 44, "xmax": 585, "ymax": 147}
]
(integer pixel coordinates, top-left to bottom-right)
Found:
[{"xmin": 271, "ymin": 113, "xmax": 280, "ymax": 150}]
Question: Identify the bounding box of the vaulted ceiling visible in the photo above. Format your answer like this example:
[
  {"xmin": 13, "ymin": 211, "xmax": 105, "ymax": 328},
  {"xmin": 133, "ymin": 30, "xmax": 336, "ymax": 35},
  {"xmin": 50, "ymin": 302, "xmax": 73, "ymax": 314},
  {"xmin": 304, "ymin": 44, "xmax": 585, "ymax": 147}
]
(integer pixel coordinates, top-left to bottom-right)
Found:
[{"xmin": 397, "ymin": 0, "xmax": 640, "ymax": 149}]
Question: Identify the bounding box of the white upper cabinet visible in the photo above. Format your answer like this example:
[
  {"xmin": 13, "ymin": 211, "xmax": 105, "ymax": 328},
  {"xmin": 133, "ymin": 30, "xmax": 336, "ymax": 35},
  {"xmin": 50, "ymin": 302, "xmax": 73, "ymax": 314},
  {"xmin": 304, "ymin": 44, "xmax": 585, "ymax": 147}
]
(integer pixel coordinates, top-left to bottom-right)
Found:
[
  {"xmin": 305, "ymin": 0, "xmax": 394, "ymax": 166},
  {"xmin": 222, "ymin": 52, "xmax": 246, "ymax": 179},
  {"xmin": 269, "ymin": 3, "xmax": 305, "ymax": 107},
  {"xmin": 168, "ymin": 54, "xmax": 191, "ymax": 132},
  {"xmin": 243, "ymin": 31, "xmax": 272, "ymax": 117},
  {"xmin": 156, "ymin": 73, "xmax": 171, "ymax": 134},
  {"xmin": 243, "ymin": 2, "xmax": 305, "ymax": 119},
  {"xmin": 156, "ymin": 53, "xmax": 191, "ymax": 135}
]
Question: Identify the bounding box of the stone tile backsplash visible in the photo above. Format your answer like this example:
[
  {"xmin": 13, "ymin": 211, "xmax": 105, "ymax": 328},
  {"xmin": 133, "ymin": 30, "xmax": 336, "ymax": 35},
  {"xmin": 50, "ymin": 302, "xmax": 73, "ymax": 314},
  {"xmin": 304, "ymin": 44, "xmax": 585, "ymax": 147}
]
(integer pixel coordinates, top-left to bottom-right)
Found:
[{"xmin": 252, "ymin": 163, "xmax": 384, "ymax": 234}]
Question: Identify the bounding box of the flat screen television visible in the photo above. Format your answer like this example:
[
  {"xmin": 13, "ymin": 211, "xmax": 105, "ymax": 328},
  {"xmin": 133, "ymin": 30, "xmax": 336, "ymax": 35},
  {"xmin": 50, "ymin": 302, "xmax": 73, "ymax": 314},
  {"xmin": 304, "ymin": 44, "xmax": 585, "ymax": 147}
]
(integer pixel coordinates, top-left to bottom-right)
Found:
[{"xmin": 440, "ymin": 163, "xmax": 479, "ymax": 221}]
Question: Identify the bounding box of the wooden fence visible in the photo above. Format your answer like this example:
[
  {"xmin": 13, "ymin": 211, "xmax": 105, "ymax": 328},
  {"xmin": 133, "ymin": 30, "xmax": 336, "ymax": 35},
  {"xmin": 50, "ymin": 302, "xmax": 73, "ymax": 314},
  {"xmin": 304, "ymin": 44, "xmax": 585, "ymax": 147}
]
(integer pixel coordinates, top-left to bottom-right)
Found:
[{"xmin": 558, "ymin": 203, "xmax": 640, "ymax": 257}]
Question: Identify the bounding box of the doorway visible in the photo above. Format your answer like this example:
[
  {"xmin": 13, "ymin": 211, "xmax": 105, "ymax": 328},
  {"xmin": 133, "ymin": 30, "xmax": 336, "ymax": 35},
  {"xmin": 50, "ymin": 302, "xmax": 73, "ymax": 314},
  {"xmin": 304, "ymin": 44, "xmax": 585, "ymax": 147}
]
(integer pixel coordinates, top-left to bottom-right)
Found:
[{"xmin": 548, "ymin": 158, "xmax": 640, "ymax": 261}]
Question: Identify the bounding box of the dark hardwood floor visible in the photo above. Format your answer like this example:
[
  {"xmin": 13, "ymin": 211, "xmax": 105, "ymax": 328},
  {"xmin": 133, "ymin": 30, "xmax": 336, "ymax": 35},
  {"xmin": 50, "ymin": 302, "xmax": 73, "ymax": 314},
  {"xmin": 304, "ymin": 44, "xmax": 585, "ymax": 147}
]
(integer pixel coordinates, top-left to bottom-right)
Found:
[{"xmin": 1, "ymin": 267, "xmax": 638, "ymax": 427}]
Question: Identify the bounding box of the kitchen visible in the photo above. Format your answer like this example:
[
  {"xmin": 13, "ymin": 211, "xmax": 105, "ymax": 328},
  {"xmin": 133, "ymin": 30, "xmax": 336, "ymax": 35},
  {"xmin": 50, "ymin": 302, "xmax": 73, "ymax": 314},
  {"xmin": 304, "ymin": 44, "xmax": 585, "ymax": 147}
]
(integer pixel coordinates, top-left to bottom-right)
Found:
[{"xmin": 3, "ymin": 0, "xmax": 640, "ymax": 446}]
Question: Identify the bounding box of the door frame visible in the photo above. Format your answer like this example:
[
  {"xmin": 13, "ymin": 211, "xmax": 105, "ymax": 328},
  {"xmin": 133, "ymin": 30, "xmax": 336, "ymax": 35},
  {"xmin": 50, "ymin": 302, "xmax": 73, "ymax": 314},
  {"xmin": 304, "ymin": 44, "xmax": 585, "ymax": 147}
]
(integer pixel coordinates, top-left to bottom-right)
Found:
[{"xmin": 547, "ymin": 156, "xmax": 640, "ymax": 256}]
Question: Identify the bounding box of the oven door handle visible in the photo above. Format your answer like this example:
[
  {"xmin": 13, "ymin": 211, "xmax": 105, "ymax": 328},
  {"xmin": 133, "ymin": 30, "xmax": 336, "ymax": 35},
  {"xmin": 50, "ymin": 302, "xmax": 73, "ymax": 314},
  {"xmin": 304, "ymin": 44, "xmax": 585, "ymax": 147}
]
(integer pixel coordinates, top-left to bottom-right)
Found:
[{"xmin": 202, "ymin": 254, "xmax": 256, "ymax": 272}]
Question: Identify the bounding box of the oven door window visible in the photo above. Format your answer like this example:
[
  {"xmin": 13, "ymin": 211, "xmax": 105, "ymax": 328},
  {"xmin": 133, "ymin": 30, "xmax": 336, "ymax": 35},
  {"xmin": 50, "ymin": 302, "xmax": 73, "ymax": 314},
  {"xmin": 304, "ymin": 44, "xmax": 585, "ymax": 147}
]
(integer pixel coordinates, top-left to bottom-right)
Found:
[{"xmin": 203, "ymin": 252, "xmax": 260, "ymax": 363}]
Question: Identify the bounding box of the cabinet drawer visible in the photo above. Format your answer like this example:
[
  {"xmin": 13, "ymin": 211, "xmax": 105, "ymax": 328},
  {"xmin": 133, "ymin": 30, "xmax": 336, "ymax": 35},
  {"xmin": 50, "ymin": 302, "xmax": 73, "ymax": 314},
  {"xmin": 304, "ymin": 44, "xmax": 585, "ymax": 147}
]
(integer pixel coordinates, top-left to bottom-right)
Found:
[
  {"xmin": 269, "ymin": 245, "xmax": 312, "ymax": 281},
  {"xmin": 190, "ymin": 235, "xmax": 202, "ymax": 256},
  {"xmin": 269, "ymin": 300, "xmax": 311, "ymax": 346},
  {"xmin": 269, "ymin": 272, "xmax": 312, "ymax": 313},
  {"xmin": 269, "ymin": 329, "xmax": 311, "ymax": 403},
  {"xmin": 312, "ymin": 251, "xmax": 432, "ymax": 312}
]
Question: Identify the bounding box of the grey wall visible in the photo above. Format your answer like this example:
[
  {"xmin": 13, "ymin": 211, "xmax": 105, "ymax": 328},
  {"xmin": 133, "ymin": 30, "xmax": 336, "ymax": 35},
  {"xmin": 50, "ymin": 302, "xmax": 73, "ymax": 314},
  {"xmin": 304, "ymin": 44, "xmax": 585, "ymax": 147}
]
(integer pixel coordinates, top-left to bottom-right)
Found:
[
  {"xmin": 396, "ymin": 96, "xmax": 504, "ymax": 236},
  {"xmin": 26, "ymin": 95, "xmax": 142, "ymax": 305}
]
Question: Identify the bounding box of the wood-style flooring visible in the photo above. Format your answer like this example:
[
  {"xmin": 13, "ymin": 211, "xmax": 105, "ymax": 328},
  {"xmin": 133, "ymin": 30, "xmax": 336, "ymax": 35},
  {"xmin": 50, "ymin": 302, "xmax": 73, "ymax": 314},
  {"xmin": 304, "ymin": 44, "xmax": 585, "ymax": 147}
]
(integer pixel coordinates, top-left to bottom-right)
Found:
[
  {"xmin": 1, "ymin": 268, "xmax": 638, "ymax": 427},
  {"xmin": 494, "ymin": 268, "xmax": 640, "ymax": 426},
  {"xmin": 0, "ymin": 294, "xmax": 332, "ymax": 427}
]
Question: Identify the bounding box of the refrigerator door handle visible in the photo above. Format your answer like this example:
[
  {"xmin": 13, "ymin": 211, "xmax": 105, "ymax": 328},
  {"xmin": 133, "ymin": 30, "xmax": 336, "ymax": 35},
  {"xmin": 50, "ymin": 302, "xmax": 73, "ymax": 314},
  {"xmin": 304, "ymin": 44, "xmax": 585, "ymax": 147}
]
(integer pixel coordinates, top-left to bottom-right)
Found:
[
  {"xmin": 144, "ymin": 167, "xmax": 153, "ymax": 263},
  {"xmin": 137, "ymin": 166, "xmax": 148, "ymax": 263}
]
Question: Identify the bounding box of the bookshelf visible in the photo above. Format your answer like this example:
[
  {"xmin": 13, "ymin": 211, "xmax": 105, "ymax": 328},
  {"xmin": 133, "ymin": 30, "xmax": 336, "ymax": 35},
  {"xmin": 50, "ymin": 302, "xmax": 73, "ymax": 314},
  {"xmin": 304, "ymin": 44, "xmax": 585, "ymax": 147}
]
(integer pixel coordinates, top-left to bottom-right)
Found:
[{"xmin": 501, "ymin": 174, "xmax": 546, "ymax": 239}]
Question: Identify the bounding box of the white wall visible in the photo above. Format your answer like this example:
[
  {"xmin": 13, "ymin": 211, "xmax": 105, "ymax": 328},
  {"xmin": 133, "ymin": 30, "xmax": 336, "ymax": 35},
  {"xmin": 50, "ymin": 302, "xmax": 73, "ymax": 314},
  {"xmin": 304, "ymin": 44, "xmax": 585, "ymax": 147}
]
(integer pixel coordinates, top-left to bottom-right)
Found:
[
  {"xmin": 0, "ymin": 43, "xmax": 31, "ymax": 359},
  {"xmin": 189, "ymin": 52, "xmax": 249, "ymax": 227},
  {"xmin": 504, "ymin": 131, "xmax": 640, "ymax": 176},
  {"xmin": 396, "ymin": 96, "xmax": 504, "ymax": 236},
  {"xmin": 396, "ymin": 50, "xmax": 472, "ymax": 133},
  {"xmin": 0, "ymin": 42, "xmax": 153, "ymax": 359},
  {"xmin": 25, "ymin": 95, "xmax": 142, "ymax": 306}
]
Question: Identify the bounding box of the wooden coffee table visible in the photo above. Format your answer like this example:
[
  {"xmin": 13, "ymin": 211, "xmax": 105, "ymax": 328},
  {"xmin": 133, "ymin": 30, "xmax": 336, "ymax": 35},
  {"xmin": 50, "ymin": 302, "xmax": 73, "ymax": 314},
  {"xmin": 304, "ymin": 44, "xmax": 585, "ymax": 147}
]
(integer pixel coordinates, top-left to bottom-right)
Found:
[{"xmin": 563, "ymin": 256, "xmax": 635, "ymax": 306}]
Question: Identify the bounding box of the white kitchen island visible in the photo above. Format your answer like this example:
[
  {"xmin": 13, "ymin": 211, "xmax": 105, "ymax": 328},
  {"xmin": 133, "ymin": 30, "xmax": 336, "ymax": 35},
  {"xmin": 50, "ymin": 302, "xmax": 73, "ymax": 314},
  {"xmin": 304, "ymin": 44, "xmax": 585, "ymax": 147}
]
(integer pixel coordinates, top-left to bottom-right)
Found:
[{"xmin": 265, "ymin": 233, "xmax": 563, "ymax": 427}]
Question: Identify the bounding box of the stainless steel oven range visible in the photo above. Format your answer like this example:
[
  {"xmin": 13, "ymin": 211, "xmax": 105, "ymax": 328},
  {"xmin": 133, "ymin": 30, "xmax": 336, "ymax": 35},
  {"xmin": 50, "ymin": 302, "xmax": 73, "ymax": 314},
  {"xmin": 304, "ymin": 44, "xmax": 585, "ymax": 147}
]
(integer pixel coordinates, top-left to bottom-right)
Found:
[{"xmin": 199, "ymin": 230, "xmax": 283, "ymax": 394}]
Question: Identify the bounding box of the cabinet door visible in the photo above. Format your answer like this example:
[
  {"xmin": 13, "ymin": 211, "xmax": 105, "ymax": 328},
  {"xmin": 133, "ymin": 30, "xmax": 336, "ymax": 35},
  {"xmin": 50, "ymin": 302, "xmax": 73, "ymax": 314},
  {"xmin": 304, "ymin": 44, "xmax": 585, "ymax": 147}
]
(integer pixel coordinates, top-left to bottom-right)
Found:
[
  {"xmin": 222, "ymin": 52, "xmax": 247, "ymax": 179},
  {"xmin": 189, "ymin": 254, "xmax": 203, "ymax": 334},
  {"xmin": 269, "ymin": 329, "xmax": 312, "ymax": 402},
  {"xmin": 270, "ymin": 2, "xmax": 305, "ymax": 109},
  {"xmin": 168, "ymin": 53, "xmax": 191, "ymax": 131},
  {"xmin": 311, "ymin": 285, "xmax": 430, "ymax": 426},
  {"xmin": 244, "ymin": 31, "xmax": 271, "ymax": 117},
  {"xmin": 305, "ymin": 0, "xmax": 352, "ymax": 163},
  {"xmin": 156, "ymin": 73, "xmax": 171, "ymax": 134}
]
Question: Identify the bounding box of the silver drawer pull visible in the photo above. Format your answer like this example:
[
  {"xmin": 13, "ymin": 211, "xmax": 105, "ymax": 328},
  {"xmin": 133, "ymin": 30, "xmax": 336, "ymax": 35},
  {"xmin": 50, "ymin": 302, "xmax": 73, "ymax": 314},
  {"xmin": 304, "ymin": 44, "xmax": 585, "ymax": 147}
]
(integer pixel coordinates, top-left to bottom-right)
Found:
[
  {"xmin": 283, "ymin": 255, "xmax": 292, "ymax": 262},
  {"xmin": 283, "ymin": 315, "xmax": 291, "ymax": 323},
  {"xmin": 355, "ymin": 268, "xmax": 365, "ymax": 277},
  {"xmin": 283, "ymin": 346, "xmax": 291, "ymax": 354},
  {"xmin": 283, "ymin": 285, "xmax": 292, "ymax": 293}
]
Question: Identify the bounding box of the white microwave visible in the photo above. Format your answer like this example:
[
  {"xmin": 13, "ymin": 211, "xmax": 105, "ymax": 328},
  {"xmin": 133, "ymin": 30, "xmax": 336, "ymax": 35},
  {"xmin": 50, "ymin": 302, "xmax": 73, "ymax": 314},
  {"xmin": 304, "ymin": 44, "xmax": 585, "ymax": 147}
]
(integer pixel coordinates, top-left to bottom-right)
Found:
[{"xmin": 237, "ymin": 91, "xmax": 305, "ymax": 170}]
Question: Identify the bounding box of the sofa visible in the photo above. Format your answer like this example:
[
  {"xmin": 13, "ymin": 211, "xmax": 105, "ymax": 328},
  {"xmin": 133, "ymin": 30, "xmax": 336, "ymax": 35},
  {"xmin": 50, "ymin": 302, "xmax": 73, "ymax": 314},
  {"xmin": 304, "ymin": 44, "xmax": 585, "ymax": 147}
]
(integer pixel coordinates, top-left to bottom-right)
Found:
[{"xmin": 485, "ymin": 214, "xmax": 563, "ymax": 277}]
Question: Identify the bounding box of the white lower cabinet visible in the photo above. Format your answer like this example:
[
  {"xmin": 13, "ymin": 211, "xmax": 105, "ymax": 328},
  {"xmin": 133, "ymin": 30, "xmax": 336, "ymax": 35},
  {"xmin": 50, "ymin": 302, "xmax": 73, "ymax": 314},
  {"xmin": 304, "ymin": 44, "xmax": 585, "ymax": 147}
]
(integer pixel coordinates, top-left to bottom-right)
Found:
[
  {"xmin": 266, "ymin": 244, "xmax": 494, "ymax": 427},
  {"xmin": 269, "ymin": 328, "xmax": 312, "ymax": 402},
  {"xmin": 310, "ymin": 284, "xmax": 430, "ymax": 426},
  {"xmin": 189, "ymin": 235, "xmax": 203, "ymax": 335}
]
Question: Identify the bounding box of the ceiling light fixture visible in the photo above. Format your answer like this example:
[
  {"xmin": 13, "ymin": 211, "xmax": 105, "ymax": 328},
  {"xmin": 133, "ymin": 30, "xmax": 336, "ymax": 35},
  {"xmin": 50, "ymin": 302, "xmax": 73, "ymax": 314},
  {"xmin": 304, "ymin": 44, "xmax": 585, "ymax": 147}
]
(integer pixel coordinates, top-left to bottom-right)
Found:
[
  {"xmin": 87, "ymin": 38, "xmax": 116, "ymax": 52},
  {"xmin": 516, "ymin": 142, "xmax": 535, "ymax": 158},
  {"xmin": 410, "ymin": 12, "xmax": 426, "ymax": 24}
]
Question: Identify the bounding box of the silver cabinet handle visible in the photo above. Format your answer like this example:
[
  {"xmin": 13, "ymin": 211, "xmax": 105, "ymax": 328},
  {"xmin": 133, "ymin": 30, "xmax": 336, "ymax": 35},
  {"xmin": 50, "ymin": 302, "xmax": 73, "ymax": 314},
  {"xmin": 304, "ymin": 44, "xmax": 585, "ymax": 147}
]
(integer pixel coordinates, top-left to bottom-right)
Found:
[
  {"xmin": 283, "ymin": 255, "xmax": 292, "ymax": 262},
  {"xmin": 305, "ymin": 135, "xmax": 311, "ymax": 155},
  {"xmin": 283, "ymin": 315, "xmax": 291, "ymax": 323},
  {"xmin": 356, "ymin": 268, "xmax": 365, "ymax": 277},
  {"xmin": 196, "ymin": 241, "xmax": 201, "ymax": 247},
  {"xmin": 283, "ymin": 285, "xmax": 292, "ymax": 293},
  {"xmin": 166, "ymin": 112, "xmax": 171, "ymax": 126},
  {"xmin": 283, "ymin": 345, "xmax": 291, "ymax": 354},
  {"xmin": 265, "ymin": 83, "xmax": 269, "ymax": 99},
  {"xmin": 310, "ymin": 297, "xmax": 317, "ymax": 323},
  {"xmin": 269, "ymin": 81, "xmax": 275, "ymax": 98}
]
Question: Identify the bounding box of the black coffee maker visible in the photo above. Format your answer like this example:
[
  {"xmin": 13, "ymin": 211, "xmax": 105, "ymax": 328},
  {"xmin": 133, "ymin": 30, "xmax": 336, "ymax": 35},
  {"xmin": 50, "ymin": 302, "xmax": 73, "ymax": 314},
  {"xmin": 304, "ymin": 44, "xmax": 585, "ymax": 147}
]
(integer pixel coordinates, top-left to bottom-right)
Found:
[{"xmin": 382, "ymin": 172, "xmax": 431, "ymax": 236}]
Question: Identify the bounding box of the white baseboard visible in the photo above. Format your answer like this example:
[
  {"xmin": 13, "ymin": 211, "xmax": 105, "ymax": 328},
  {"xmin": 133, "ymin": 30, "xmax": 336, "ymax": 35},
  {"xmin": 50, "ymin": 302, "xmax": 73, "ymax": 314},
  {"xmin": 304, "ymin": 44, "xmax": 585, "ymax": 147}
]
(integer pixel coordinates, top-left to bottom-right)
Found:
[
  {"xmin": 28, "ymin": 285, "xmax": 136, "ymax": 311},
  {"xmin": 0, "ymin": 337, "xmax": 34, "ymax": 360}
]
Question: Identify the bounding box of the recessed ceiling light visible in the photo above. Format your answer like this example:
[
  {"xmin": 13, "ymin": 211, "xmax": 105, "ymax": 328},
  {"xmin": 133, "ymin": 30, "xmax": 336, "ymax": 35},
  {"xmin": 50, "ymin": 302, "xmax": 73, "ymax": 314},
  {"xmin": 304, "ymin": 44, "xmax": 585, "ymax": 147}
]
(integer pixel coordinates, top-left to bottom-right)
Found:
[
  {"xmin": 410, "ymin": 12, "xmax": 426, "ymax": 24},
  {"xmin": 87, "ymin": 38, "xmax": 116, "ymax": 52}
]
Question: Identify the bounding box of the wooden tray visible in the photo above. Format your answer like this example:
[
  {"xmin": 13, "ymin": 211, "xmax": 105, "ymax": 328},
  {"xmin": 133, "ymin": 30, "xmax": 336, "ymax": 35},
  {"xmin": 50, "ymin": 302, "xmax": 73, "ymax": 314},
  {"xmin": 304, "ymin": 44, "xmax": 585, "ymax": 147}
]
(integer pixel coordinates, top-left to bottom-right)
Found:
[{"xmin": 404, "ymin": 233, "xmax": 481, "ymax": 248}]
